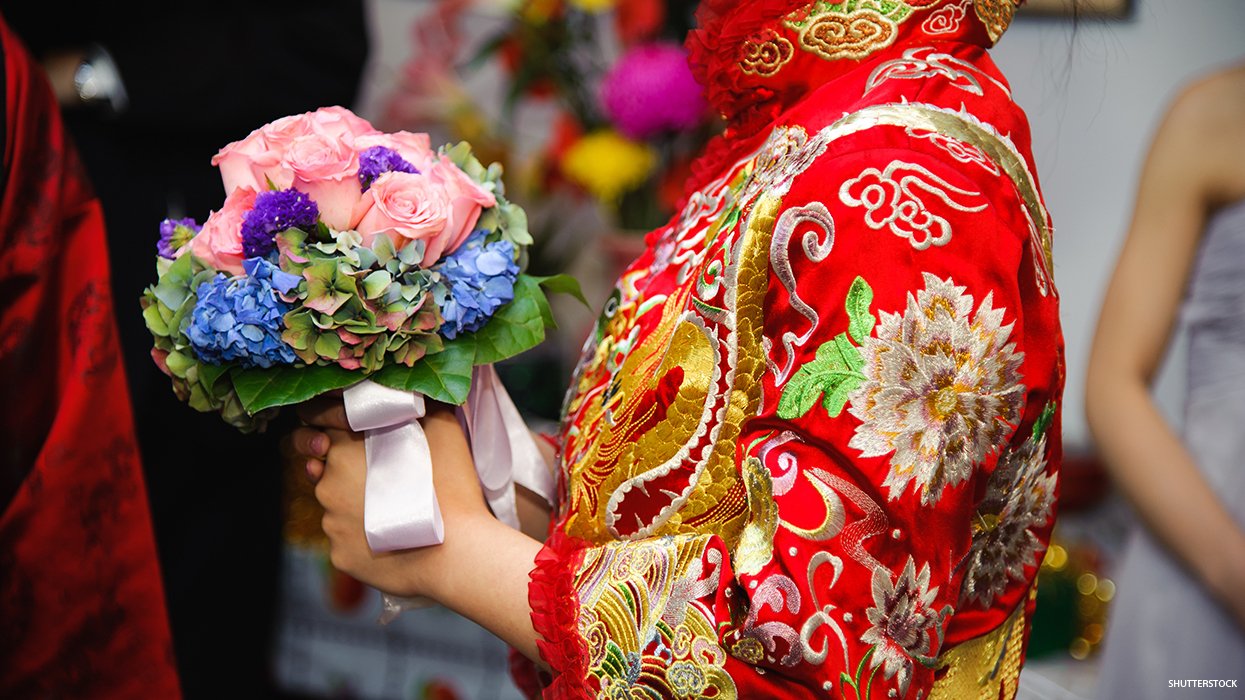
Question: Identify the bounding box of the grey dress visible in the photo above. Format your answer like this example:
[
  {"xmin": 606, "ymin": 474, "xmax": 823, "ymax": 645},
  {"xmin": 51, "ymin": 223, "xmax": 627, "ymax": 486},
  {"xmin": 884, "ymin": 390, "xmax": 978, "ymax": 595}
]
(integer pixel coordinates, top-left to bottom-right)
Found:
[{"xmin": 1096, "ymin": 199, "xmax": 1245, "ymax": 699}]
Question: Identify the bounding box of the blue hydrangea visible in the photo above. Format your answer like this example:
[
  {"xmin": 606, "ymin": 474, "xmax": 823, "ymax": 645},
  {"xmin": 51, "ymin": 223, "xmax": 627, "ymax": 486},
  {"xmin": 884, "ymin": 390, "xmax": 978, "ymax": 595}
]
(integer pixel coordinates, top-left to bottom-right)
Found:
[
  {"xmin": 358, "ymin": 146, "xmax": 419, "ymax": 191},
  {"xmin": 241, "ymin": 189, "xmax": 319, "ymax": 258},
  {"xmin": 433, "ymin": 231, "xmax": 519, "ymax": 340},
  {"xmin": 188, "ymin": 258, "xmax": 300, "ymax": 368}
]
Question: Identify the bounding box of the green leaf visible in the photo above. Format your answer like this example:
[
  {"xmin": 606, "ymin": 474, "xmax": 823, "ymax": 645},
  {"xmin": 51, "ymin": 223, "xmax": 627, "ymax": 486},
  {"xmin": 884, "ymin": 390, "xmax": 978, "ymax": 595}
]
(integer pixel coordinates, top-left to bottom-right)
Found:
[
  {"xmin": 468, "ymin": 275, "xmax": 547, "ymax": 365},
  {"xmin": 1033, "ymin": 400, "xmax": 1057, "ymax": 439},
  {"xmin": 231, "ymin": 363, "xmax": 365, "ymax": 414},
  {"xmin": 372, "ymin": 341, "xmax": 475, "ymax": 405},
  {"xmin": 845, "ymin": 276, "xmax": 875, "ymax": 343},
  {"xmin": 198, "ymin": 363, "xmax": 230, "ymax": 394},
  {"xmin": 822, "ymin": 372, "xmax": 863, "ymax": 418},
  {"xmin": 778, "ymin": 335, "xmax": 868, "ymax": 420},
  {"xmin": 532, "ymin": 273, "xmax": 589, "ymax": 308},
  {"xmin": 777, "ymin": 370, "xmax": 825, "ymax": 420}
]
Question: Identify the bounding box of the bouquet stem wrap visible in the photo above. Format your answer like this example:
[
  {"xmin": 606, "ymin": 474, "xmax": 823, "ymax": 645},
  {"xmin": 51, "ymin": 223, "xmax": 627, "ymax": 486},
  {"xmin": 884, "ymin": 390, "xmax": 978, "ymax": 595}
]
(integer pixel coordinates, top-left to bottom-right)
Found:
[{"xmin": 342, "ymin": 365, "xmax": 554, "ymax": 621}]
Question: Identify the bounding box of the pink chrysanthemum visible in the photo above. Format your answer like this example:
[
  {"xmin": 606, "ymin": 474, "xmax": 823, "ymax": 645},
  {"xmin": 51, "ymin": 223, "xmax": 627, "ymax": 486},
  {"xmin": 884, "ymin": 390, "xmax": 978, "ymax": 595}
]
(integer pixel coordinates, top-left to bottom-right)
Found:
[{"xmin": 600, "ymin": 42, "xmax": 707, "ymax": 140}]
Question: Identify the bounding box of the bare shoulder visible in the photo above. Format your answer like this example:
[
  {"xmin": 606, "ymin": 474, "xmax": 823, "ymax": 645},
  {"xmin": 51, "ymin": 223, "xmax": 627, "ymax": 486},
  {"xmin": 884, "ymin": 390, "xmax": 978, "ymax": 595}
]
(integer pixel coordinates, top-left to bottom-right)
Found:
[{"xmin": 1166, "ymin": 64, "xmax": 1245, "ymax": 204}]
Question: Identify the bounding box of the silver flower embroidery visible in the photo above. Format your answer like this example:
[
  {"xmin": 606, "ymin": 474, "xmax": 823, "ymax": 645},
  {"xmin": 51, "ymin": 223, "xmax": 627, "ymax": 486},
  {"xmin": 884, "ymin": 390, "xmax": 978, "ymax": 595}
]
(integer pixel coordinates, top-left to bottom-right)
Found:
[
  {"xmin": 861, "ymin": 557, "xmax": 951, "ymax": 697},
  {"xmin": 848, "ymin": 273, "xmax": 1024, "ymax": 505},
  {"xmin": 960, "ymin": 430, "xmax": 1058, "ymax": 608}
]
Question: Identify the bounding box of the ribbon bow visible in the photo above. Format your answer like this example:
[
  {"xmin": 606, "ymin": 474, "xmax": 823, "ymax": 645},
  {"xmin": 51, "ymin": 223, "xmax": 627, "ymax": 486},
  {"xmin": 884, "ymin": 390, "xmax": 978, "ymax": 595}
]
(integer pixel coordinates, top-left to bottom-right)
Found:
[{"xmin": 341, "ymin": 366, "xmax": 554, "ymax": 618}]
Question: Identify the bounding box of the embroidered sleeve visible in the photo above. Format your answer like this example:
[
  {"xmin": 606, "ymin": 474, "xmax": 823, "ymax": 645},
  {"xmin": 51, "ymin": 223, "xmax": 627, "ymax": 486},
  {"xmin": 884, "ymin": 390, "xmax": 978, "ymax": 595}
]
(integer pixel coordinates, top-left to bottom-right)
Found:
[{"xmin": 528, "ymin": 144, "xmax": 1062, "ymax": 699}]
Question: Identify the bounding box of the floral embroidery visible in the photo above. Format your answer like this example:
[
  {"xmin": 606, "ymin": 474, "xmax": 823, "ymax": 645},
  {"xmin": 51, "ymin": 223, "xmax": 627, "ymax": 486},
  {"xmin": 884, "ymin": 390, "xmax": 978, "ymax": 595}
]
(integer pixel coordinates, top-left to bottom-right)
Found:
[
  {"xmin": 839, "ymin": 159, "xmax": 987, "ymax": 250},
  {"xmin": 960, "ymin": 402, "xmax": 1058, "ymax": 608},
  {"xmin": 861, "ymin": 557, "xmax": 953, "ymax": 697},
  {"xmin": 739, "ymin": 27, "xmax": 796, "ymax": 77},
  {"xmin": 848, "ymin": 273, "xmax": 1024, "ymax": 505}
]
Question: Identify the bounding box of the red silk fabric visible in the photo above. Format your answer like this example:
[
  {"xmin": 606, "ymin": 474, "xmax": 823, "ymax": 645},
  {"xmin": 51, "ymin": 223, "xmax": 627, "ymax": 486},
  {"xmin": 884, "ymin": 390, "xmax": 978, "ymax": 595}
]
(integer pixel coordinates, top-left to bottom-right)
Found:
[{"xmin": 0, "ymin": 19, "xmax": 181, "ymax": 698}]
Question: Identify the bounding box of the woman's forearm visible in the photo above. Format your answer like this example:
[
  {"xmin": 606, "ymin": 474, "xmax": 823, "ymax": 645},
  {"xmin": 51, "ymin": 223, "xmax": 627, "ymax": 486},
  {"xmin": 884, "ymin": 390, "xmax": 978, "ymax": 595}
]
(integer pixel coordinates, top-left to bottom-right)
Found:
[
  {"xmin": 424, "ymin": 513, "xmax": 546, "ymax": 663},
  {"xmin": 1086, "ymin": 373, "xmax": 1245, "ymax": 603}
]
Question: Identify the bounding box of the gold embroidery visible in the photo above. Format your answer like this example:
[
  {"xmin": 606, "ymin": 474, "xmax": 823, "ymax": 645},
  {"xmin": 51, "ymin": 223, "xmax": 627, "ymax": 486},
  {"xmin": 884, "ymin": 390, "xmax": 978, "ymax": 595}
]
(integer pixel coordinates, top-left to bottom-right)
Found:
[
  {"xmin": 928, "ymin": 593, "xmax": 1030, "ymax": 699},
  {"xmin": 797, "ymin": 9, "xmax": 898, "ymax": 61},
  {"xmin": 784, "ymin": 1, "xmax": 932, "ymax": 63},
  {"xmin": 734, "ymin": 456, "xmax": 779, "ymax": 575},
  {"xmin": 740, "ymin": 28, "xmax": 795, "ymax": 77},
  {"xmin": 560, "ymin": 188, "xmax": 781, "ymax": 553},
  {"xmin": 972, "ymin": 0, "xmax": 1018, "ymax": 44},
  {"xmin": 575, "ymin": 537, "xmax": 739, "ymax": 698}
]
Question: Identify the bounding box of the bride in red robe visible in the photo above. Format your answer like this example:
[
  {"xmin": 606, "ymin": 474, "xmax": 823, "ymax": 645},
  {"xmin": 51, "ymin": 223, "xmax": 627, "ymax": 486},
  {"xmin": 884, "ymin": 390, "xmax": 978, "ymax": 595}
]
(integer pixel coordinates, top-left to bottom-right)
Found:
[
  {"xmin": 0, "ymin": 18, "xmax": 180, "ymax": 698},
  {"xmin": 295, "ymin": 1, "xmax": 1064, "ymax": 697}
]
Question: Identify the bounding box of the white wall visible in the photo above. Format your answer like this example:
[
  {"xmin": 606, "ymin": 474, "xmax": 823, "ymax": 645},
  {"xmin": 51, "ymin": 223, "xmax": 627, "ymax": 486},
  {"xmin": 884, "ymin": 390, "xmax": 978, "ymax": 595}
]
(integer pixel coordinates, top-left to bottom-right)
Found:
[{"xmin": 992, "ymin": 0, "xmax": 1245, "ymax": 449}]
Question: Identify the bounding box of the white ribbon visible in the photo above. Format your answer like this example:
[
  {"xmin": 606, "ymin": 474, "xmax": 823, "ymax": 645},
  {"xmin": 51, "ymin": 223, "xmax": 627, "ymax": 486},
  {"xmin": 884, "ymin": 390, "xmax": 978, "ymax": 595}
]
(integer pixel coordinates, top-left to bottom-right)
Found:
[
  {"xmin": 343, "ymin": 381, "xmax": 444, "ymax": 552},
  {"xmin": 460, "ymin": 365, "xmax": 555, "ymax": 528},
  {"xmin": 340, "ymin": 367, "xmax": 554, "ymax": 621}
]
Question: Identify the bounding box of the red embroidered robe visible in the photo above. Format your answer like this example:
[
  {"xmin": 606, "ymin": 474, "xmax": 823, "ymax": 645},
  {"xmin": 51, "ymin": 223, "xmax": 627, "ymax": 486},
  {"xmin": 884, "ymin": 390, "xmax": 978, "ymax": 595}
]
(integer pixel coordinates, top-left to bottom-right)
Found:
[
  {"xmin": 523, "ymin": 2, "xmax": 1063, "ymax": 698},
  {"xmin": 0, "ymin": 19, "xmax": 181, "ymax": 698}
]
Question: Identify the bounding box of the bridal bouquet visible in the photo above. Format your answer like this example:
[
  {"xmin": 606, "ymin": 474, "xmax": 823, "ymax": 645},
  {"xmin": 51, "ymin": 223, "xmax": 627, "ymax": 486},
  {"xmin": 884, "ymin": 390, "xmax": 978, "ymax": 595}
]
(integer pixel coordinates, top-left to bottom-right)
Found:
[{"xmin": 142, "ymin": 107, "xmax": 575, "ymax": 563}]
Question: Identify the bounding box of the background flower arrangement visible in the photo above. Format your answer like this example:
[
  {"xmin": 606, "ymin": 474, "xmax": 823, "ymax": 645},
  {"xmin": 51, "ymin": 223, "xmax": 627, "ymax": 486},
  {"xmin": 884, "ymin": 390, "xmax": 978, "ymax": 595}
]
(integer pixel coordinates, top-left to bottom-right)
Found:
[
  {"xmin": 142, "ymin": 106, "xmax": 579, "ymax": 432},
  {"xmin": 382, "ymin": 0, "xmax": 714, "ymax": 239}
]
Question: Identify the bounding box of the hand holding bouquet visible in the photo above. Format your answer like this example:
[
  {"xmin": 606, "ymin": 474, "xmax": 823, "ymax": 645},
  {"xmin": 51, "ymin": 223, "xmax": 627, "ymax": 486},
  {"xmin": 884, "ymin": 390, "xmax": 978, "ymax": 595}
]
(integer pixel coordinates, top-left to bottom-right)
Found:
[{"xmin": 142, "ymin": 107, "xmax": 577, "ymax": 568}]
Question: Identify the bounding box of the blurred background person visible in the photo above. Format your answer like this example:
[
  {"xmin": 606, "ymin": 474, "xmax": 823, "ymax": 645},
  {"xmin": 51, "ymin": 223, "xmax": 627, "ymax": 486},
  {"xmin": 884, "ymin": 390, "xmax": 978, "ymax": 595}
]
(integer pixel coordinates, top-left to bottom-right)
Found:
[
  {"xmin": 1086, "ymin": 62, "xmax": 1245, "ymax": 696},
  {"xmin": 0, "ymin": 3, "xmax": 369, "ymax": 696},
  {"xmin": 0, "ymin": 16, "xmax": 180, "ymax": 698}
]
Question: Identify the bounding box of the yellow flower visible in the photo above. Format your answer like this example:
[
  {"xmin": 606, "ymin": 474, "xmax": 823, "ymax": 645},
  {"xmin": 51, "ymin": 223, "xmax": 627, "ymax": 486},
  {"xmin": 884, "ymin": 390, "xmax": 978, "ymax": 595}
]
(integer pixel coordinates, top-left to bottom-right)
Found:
[
  {"xmin": 560, "ymin": 130, "xmax": 655, "ymax": 204},
  {"xmin": 567, "ymin": 0, "xmax": 617, "ymax": 12}
]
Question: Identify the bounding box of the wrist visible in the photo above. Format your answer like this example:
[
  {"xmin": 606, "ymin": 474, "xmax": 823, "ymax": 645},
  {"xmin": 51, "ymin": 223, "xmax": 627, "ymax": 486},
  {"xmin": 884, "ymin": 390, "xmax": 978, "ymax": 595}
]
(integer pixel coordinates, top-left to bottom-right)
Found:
[
  {"xmin": 420, "ymin": 512, "xmax": 513, "ymax": 603},
  {"xmin": 1208, "ymin": 533, "xmax": 1245, "ymax": 598}
]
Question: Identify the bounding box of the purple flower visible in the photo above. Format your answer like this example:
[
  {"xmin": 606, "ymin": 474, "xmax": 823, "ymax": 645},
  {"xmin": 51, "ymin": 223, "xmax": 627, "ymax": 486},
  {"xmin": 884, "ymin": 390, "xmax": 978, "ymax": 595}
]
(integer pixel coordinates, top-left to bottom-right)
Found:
[
  {"xmin": 157, "ymin": 217, "xmax": 200, "ymax": 259},
  {"xmin": 241, "ymin": 189, "xmax": 319, "ymax": 258},
  {"xmin": 432, "ymin": 230, "xmax": 519, "ymax": 340},
  {"xmin": 600, "ymin": 42, "xmax": 707, "ymax": 140},
  {"xmin": 358, "ymin": 146, "xmax": 419, "ymax": 191}
]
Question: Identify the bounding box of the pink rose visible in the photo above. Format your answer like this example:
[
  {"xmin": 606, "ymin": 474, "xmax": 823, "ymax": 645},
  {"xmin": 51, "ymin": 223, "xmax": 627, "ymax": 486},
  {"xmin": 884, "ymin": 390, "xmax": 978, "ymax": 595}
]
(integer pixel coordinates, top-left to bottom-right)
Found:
[
  {"xmin": 354, "ymin": 131, "xmax": 435, "ymax": 169},
  {"xmin": 212, "ymin": 107, "xmax": 378, "ymax": 204},
  {"xmin": 282, "ymin": 131, "xmax": 364, "ymax": 231},
  {"xmin": 425, "ymin": 156, "xmax": 496, "ymax": 259},
  {"xmin": 185, "ymin": 187, "xmax": 257, "ymax": 275},
  {"xmin": 354, "ymin": 171, "xmax": 454, "ymax": 264},
  {"xmin": 212, "ymin": 125, "xmax": 286, "ymax": 195}
]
